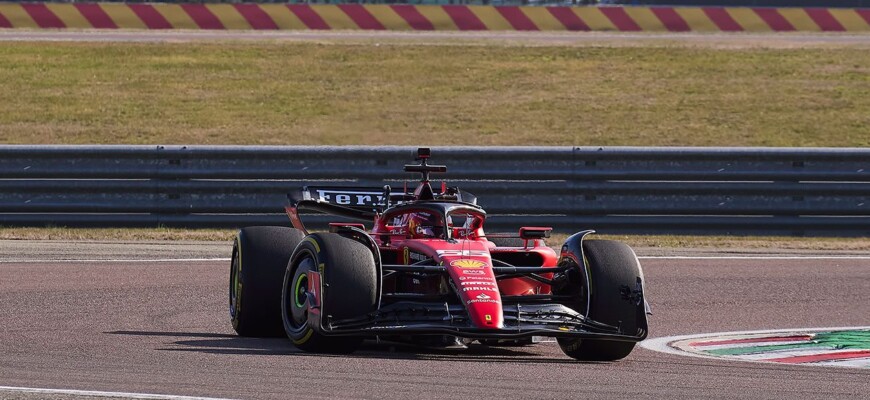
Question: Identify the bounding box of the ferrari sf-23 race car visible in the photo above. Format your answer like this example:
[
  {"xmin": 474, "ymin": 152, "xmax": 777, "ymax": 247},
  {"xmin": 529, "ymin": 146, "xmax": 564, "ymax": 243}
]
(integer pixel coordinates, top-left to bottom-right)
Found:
[{"xmin": 229, "ymin": 148, "xmax": 650, "ymax": 361}]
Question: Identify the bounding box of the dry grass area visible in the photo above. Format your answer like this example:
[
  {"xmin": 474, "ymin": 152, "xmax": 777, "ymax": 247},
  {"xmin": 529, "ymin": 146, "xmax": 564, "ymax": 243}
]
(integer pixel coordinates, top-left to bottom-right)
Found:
[
  {"xmin": 0, "ymin": 41, "xmax": 868, "ymax": 146},
  {"xmin": 0, "ymin": 227, "xmax": 235, "ymax": 242},
  {"xmin": 1, "ymin": 227, "xmax": 868, "ymax": 251}
]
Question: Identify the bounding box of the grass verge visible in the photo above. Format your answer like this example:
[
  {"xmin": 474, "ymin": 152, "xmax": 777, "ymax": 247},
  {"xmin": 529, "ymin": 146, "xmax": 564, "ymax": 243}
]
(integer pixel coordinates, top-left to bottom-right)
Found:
[
  {"xmin": 0, "ymin": 41, "xmax": 868, "ymax": 146},
  {"xmin": 0, "ymin": 227, "xmax": 235, "ymax": 242}
]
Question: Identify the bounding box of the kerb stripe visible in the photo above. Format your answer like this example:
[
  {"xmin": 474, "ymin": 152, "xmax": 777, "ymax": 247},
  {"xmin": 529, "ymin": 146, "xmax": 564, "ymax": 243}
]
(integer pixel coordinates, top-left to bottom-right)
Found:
[
  {"xmin": 21, "ymin": 3, "xmax": 65, "ymax": 28},
  {"xmin": 599, "ymin": 6, "xmax": 641, "ymax": 31},
  {"xmin": 74, "ymin": 3, "xmax": 117, "ymax": 29},
  {"xmin": 804, "ymin": 8, "xmax": 845, "ymax": 31},
  {"xmin": 361, "ymin": 5, "xmax": 411, "ymax": 30},
  {"xmin": 767, "ymin": 350, "xmax": 870, "ymax": 364},
  {"xmin": 128, "ymin": 4, "xmax": 171, "ymax": 29},
  {"xmin": 651, "ymin": 7, "xmax": 689, "ymax": 31},
  {"xmin": 0, "ymin": 4, "xmax": 38, "ymax": 28},
  {"xmin": 206, "ymin": 5, "xmax": 251, "ymax": 30},
  {"xmin": 0, "ymin": 11, "xmax": 11, "ymax": 28},
  {"xmin": 46, "ymin": 4, "xmax": 91, "ymax": 29},
  {"xmin": 233, "ymin": 4, "xmax": 278, "ymax": 30},
  {"xmin": 496, "ymin": 6, "xmax": 538, "ymax": 31},
  {"xmin": 338, "ymin": 4, "xmax": 385, "ymax": 30},
  {"xmin": 287, "ymin": 4, "xmax": 329, "ymax": 30},
  {"xmin": 703, "ymin": 7, "xmax": 742, "ymax": 31},
  {"xmin": 691, "ymin": 335, "xmax": 813, "ymax": 347},
  {"xmin": 181, "ymin": 4, "xmax": 224, "ymax": 30},
  {"xmin": 753, "ymin": 8, "xmax": 795, "ymax": 31},
  {"xmin": 390, "ymin": 5, "xmax": 433, "ymax": 30},
  {"xmin": 443, "ymin": 5, "xmax": 486, "ymax": 30},
  {"xmin": 2, "ymin": 4, "xmax": 869, "ymax": 32},
  {"xmin": 547, "ymin": 7, "xmax": 589, "ymax": 31},
  {"xmin": 97, "ymin": 4, "xmax": 146, "ymax": 30}
]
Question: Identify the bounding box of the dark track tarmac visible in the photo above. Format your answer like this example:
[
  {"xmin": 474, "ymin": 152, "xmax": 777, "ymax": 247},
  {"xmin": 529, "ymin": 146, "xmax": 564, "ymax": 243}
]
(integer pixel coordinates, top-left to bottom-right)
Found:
[{"xmin": 1, "ymin": 254, "xmax": 869, "ymax": 399}]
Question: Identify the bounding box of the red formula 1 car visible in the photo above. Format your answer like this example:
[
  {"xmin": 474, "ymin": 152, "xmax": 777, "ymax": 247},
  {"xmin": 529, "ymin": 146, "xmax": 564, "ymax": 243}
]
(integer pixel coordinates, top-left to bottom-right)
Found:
[{"xmin": 229, "ymin": 148, "xmax": 649, "ymax": 361}]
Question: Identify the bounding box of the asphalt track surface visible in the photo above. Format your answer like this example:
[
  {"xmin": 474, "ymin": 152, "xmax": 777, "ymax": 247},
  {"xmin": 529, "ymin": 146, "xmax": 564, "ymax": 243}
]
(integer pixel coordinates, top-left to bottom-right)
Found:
[{"xmin": 1, "ymin": 242, "xmax": 869, "ymax": 399}]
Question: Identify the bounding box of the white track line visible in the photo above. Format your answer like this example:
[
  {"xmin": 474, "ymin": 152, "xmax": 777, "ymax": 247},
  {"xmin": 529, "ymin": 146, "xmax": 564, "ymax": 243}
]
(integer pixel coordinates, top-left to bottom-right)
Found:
[
  {"xmin": 816, "ymin": 358, "xmax": 870, "ymax": 368},
  {"xmin": 0, "ymin": 386, "xmax": 236, "ymax": 400}
]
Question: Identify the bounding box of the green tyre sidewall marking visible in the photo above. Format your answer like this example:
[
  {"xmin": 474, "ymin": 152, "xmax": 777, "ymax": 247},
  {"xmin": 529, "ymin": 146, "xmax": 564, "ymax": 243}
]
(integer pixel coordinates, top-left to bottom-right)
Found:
[
  {"xmin": 283, "ymin": 244, "xmax": 318, "ymax": 346},
  {"xmin": 294, "ymin": 272, "xmax": 307, "ymax": 309}
]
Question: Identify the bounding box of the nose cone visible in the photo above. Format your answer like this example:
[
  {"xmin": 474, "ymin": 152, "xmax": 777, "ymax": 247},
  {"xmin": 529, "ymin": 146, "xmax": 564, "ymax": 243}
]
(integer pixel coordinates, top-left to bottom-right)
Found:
[
  {"xmin": 445, "ymin": 257, "xmax": 503, "ymax": 329},
  {"xmin": 463, "ymin": 290, "xmax": 503, "ymax": 329}
]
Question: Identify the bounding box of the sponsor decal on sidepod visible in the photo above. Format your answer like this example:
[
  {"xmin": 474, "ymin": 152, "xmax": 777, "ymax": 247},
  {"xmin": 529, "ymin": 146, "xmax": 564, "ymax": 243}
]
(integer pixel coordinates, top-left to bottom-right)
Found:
[{"xmin": 450, "ymin": 259, "xmax": 486, "ymax": 269}]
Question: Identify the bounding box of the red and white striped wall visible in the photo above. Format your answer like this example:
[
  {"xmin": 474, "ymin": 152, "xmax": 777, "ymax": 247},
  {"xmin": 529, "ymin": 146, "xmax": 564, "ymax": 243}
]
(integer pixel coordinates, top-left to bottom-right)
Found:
[{"xmin": 1, "ymin": 3, "xmax": 869, "ymax": 32}]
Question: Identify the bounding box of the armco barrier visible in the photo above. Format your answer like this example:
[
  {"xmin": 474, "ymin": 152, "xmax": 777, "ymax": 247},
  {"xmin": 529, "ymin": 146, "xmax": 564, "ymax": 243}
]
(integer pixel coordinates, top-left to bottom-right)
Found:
[
  {"xmin": 1, "ymin": 145, "xmax": 868, "ymax": 236},
  {"xmin": 0, "ymin": 3, "xmax": 869, "ymax": 32}
]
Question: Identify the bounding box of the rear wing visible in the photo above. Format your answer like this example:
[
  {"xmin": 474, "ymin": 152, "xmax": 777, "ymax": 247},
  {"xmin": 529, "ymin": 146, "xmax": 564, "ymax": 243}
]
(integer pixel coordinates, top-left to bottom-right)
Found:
[
  {"xmin": 295, "ymin": 187, "xmax": 390, "ymax": 209},
  {"xmin": 285, "ymin": 186, "xmax": 477, "ymax": 232},
  {"xmin": 285, "ymin": 187, "xmax": 384, "ymax": 233}
]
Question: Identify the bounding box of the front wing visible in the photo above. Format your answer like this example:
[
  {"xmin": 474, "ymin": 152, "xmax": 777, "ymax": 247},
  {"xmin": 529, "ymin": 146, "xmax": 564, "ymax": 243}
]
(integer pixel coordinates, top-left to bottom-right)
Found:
[{"xmin": 320, "ymin": 300, "xmax": 648, "ymax": 342}]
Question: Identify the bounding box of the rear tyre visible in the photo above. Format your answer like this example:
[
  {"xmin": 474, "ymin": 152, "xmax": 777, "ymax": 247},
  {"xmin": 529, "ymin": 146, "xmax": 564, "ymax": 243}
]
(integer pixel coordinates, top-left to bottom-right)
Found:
[
  {"xmin": 230, "ymin": 226, "xmax": 305, "ymax": 337},
  {"xmin": 282, "ymin": 233, "xmax": 378, "ymax": 353},
  {"xmin": 556, "ymin": 238, "xmax": 646, "ymax": 361}
]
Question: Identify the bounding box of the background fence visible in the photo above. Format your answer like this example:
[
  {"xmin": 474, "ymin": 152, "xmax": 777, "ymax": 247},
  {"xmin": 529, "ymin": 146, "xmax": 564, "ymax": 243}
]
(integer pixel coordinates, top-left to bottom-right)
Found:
[{"xmin": 1, "ymin": 146, "xmax": 868, "ymax": 236}]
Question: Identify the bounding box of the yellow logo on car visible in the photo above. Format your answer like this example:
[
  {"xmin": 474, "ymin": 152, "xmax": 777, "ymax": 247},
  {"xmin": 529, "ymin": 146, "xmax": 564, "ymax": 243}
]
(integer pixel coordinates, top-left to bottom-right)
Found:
[{"xmin": 450, "ymin": 259, "xmax": 486, "ymax": 269}]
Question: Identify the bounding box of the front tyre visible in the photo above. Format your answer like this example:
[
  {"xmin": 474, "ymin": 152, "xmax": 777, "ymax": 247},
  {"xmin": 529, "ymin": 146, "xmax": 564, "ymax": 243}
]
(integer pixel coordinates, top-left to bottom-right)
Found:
[
  {"xmin": 229, "ymin": 226, "xmax": 305, "ymax": 337},
  {"xmin": 557, "ymin": 238, "xmax": 647, "ymax": 361},
  {"xmin": 282, "ymin": 233, "xmax": 378, "ymax": 353}
]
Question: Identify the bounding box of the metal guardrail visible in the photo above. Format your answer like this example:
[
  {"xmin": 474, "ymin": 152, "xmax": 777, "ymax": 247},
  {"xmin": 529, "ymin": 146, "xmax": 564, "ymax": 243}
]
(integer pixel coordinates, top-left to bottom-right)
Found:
[{"xmin": 1, "ymin": 145, "xmax": 868, "ymax": 236}]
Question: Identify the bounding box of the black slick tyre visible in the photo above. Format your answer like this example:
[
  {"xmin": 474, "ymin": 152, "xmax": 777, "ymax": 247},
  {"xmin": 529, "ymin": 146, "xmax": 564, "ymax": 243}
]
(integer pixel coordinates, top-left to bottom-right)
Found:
[
  {"xmin": 282, "ymin": 233, "xmax": 378, "ymax": 354},
  {"xmin": 229, "ymin": 226, "xmax": 305, "ymax": 337},
  {"xmin": 557, "ymin": 238, "xmax": 646, "ymax": 361}
]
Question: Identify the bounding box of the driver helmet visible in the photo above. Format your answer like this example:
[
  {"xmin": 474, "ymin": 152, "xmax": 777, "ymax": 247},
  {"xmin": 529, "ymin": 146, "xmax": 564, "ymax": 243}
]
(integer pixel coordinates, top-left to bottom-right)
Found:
[{"xmin": 408, "ymin": 212, "xmax": 443, "ymax": 239}]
